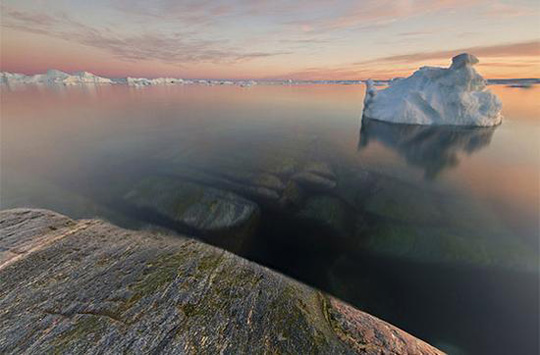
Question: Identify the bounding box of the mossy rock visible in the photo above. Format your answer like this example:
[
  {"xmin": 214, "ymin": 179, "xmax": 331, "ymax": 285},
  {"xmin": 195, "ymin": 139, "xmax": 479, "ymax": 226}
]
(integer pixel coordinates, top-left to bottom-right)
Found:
[{"xmin": 0, "ymin": 209, "xmax": 443, "ymax": 354}]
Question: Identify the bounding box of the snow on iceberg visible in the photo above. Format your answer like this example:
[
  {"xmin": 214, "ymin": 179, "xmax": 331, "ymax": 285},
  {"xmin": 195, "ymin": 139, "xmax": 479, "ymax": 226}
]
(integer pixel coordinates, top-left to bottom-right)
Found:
[
  {"xmin": 126, "ymin": 77, "xmax": 185, "ymax": 86},
  {"xmin": 1, "ymin": 69, "xmax": 112, "ymax": 85},
  {"xmin": 363, "ymin": 53, "xmax": 503, "ymax": 126}
]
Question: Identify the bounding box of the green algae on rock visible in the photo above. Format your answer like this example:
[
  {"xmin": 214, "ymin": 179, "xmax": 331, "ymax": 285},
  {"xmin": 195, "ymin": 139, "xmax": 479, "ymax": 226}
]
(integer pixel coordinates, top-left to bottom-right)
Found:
[{"xmin": 0, "ymin": 208, "xmax": 443, "ymax": 354}]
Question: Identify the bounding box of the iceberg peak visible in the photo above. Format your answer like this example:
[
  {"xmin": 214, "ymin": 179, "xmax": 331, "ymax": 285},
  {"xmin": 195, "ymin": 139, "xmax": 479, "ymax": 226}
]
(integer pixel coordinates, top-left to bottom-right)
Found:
[
  {"xmin": 363, "ymin": 53, "xmax": 503, "ymax": 127},
  {"xmin": 450, "ymin": 53, "xmax": 479, "ymax": 69}
]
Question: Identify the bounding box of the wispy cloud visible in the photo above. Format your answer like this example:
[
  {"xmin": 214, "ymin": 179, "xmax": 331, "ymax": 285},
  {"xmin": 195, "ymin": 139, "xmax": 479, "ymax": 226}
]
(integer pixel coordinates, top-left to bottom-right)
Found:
[
  {"xmin": 357, "ymin": 41, "xmax": 540, "ymax": 65},
  {"xmin": 483, "ymin": 1, "xmax": 538, "ymax": 18},
  {"xmin": 280, "ymin": 40, "xmax": 540, "ymax": 80},
  {"xmin": 1, "ymin": 5, "xmax": 290, "ymax": 65},
  {"xmin": 2, "ymin": 1, "xmax": 539, "ymax": 79},
  {"xmin": 291, "ymin": 0, "xmax": 487, "ymax": 32}
]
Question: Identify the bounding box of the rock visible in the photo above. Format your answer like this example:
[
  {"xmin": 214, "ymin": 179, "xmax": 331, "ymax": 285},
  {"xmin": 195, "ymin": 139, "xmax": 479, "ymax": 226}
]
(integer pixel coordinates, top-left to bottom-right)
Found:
[
  {"xmin": 262, "ymin": 155, "xmax": 299, "ymax": 177},
  {"xmin": 204, "ymin": 170, "xmax": 285, "ymax": 204},
  {"xmin": 326, "ymin": 298, "xmax": 442, "ymax": 355},
  {"xmin": 358, "ymin": 176, "xmax": 537, "ymax": 271},
  {"xmin": 218, "ymin": 170, "xmax": 285, "ymax": 192},
  {"xmin": 362, "ymin": 178, "xmax": 442, "ymax": 225},
  {"xmin": 292, "ymin": 172, "xmax": 337, "ymax": 191},
  {"xmin": 336, "ymin": 168, "xmax": 380, "ymax": 208},
  {"xmin": 361, "ymin": 222, "xmax": 537, "ymax": 271},
  {"xmin": 0, "ymin": 208, "xmax": 443, "ymax": 354},
  {"xmin": 124, "ymin": 176, "xmax": 260, "ymax": 251},
  {"xmin": 0, "ymin": 209, "xmax": 75, "ymax": 265},
  {"xmin": 291, "ymin": 162, "xmax": 338, "ymax": 192},
  {"xmin": 161, "ymin": 166, "xmax": 284, "ymax": 204},
  {"xmin": 298, "ymin": 196, "xmax": 351, "ymax": 237},
  {"xmin": 303, "ymin": 162, "xmax": 337, "ymax": 180},
  {"xmin": 279, "ymin": 181, "xmax": 305, "ymax": 209}
]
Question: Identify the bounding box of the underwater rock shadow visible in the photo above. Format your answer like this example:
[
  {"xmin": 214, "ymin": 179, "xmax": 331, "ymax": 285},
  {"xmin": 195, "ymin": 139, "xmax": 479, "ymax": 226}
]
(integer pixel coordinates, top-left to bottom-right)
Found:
[{"xmin": 358, "ymin": 117, "xmax": 497, "ymax": 179}]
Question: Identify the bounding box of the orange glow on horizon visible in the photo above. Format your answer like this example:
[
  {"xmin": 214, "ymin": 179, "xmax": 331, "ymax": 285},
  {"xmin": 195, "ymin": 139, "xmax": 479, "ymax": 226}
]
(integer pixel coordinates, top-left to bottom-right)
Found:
[{"xmin": 1, "ymin": 2, "xmax": 539, "ymax": 80}]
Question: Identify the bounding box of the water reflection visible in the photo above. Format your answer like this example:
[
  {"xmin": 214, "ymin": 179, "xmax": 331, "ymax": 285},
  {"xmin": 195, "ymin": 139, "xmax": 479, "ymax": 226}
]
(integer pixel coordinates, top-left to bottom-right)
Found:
[
  {"xmin": 358, "ymin": 117, "xmax": 497, "ymax": 179},
  {"xmin": 1, "ymin": 84, "xmax": 537, "ymax": 354}
]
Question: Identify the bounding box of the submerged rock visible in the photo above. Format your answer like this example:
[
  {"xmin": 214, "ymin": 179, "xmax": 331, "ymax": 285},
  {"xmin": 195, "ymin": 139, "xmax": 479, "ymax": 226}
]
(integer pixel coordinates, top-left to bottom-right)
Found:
[
  {"xmin": 198, "ymin": 170, "xmax": 286, "ymax": 203},
  {"xmin": 363, "ymin": 53, "xmax": 502, "ymax": 126},
  {"xmin": 292, "ymin": 162, "xmax": 337, "ymax": 191},
  {"xmin": 0, "ymin": 208, "xmax": 443, "ymax": 354},
  {"xmin": 303, "ymin": 161, "xmax": 337, "ymax": 180},
  {"xmin": 292, "ymin": 171, "xmax": 337, "ymax": 191},
  {"xmin": 279, "ymin": 180, "xmax": 305, "ymax": 208},
  {"xmin": 298, "ymin": 196, "xmax": 351, "ymax": 237},
  {"xmin": 124, "ymin": 176, "xmax": 259, "ymax": 251},
  {"xmin": 220, "ymin": 170, "xmax": 286, "ymax": 192},
  {"xmin": 357, "ymin": 176, "xmax": 537, "ymax": 271}
]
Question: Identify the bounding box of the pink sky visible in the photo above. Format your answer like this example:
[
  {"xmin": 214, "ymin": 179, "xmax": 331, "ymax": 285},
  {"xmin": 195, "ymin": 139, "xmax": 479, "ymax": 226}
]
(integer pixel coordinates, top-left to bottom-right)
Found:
[{"xmin": 1, "ymin": 1, "xmax": 539, "ymax": 79}]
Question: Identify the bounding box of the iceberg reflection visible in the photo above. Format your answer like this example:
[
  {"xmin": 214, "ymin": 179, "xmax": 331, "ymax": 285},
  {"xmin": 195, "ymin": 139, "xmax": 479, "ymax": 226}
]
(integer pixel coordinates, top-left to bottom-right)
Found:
[{"xmin": 358, "ymin": 117, "xmax": 497, "ymax": 179}]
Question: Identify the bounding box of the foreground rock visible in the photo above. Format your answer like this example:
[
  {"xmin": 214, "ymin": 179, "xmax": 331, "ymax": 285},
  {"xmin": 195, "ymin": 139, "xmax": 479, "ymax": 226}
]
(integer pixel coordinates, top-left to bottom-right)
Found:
[
  {"xmin": 0, "ymin": 208, "xmax": 443, "ymax": 354},
  {"xmin": 363, "ymin": 53, "xmax": 502, "ymax": 126}
]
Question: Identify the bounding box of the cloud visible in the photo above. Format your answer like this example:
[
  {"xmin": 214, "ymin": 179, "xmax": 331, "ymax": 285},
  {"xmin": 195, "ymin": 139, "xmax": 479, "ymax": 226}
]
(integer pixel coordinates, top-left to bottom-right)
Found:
[
  {"xmin": 280, "ymin": 40, "xmax": 540, "ymax": 80},
  {"xmin": 293, "ymin": 0, "xmax": 487, "ymax": 32},
  {"xmin": 398, "ymin": 30, "xmax": 436, "ymax": 37},
  {"xmin": 111, "ymin": 0, "xmax": 490, "ymax": 35},
  {"xmin": 358, "ymin": 41, "xmax": 540, "ymax": 65},
  {"xmin": 3, "ymin": 1, "xmax": 538, "ymax": 79},
  {"xmin": 483, "ymin": 1, "xmax": 538, "ymax": 18},
  {"xmin": 111, "ymin": 0, "xmax": 236, "ymax": 24},
  {"xmin": 1, "ymin": 5, "xmax": 290, "ymax": 65}
]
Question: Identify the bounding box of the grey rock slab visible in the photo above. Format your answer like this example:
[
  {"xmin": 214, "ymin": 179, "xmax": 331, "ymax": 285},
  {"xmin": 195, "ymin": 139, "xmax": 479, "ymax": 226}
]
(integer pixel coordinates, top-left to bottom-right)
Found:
[
  {"xmin": 0, "ymin": 208, "xmax": 443, "ymax": 354},
  {"xmin": 0, "ymin": 208, "xmax": 76, "ymax": 266}
]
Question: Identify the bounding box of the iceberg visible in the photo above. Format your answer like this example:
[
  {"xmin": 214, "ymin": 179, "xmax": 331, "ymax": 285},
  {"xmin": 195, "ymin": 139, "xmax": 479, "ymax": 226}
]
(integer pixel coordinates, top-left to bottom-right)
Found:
[
  {"xmin": 363, "ymin": 53, "xmax": 503, "ymax": 126},
  {"xmin": 126, "ymin": 77, "xmax": 185, "ymax": 86},
  {"xmin": 1, "ymin": 69, "xmax": 112, "ymax": 85}
]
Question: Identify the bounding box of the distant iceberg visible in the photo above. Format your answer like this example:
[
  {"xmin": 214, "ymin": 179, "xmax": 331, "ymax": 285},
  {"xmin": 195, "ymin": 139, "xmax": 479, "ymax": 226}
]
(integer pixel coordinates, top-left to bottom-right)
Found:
[
  {"xmin": 1, "ymin": 69, "xmax": 112, "ymax": 85},
  {"xmin": 363, "ymin": 53, "xmax": 503, "ymax": 126},
  {"xmin": 126, "ymin": 77, "xmax": 186, "ymax": 86}
]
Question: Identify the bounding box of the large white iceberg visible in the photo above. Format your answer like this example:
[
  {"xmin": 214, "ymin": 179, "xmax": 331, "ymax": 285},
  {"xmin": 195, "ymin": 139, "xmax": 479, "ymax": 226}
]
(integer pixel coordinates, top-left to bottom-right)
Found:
[
  {"xmin": 363, "ymin": 53, "xmax": 503, "ymax": 126},
  {"xmin": 1, "ymin": 69, "xmax": 112, "ymax": 85}
]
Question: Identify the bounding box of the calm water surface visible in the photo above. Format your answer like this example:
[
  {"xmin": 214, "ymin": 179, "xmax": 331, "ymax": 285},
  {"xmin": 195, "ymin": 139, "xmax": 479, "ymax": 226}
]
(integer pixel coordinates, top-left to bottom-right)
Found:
[{"xmin": 1, "ymin": 84, "xmax": 538, "ymax": 354}]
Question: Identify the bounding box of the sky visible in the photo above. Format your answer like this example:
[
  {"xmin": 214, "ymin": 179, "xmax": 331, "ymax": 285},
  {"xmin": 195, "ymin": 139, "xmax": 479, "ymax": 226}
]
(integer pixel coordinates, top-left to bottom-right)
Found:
[{"xmin": 1, "ymin": 0, "xmax": 539, "ymax": 79}]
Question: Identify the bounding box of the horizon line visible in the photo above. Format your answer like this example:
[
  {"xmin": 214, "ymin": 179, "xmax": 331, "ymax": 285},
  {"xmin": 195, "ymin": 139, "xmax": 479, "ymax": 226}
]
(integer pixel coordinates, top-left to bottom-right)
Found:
[{"xmin": 2, "ymin": 69, "xmax": 539, "ymax": 82}]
